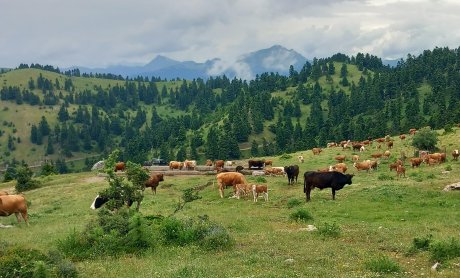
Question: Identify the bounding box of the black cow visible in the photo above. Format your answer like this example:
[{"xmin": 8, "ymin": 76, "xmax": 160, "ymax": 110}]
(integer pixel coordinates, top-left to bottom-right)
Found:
[
  {"xmin": 303, "ymin": 171, "xmax": 354, "ymax": 202},
  {"xmin": 284, "ymin": 165, "xmax": 299, "ymax": 185},
  {"xmin": 90, "ymin": 195, "xmax": 137, "ymax": 210},
  {"xmin": 248, "ymin": 160, "xmax": 265, "ymax": 169}
]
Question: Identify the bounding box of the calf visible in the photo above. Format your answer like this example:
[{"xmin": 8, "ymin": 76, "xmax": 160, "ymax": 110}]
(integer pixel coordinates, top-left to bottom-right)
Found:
[
  {"xmin": 410, "ymin": 157, "xmax": 423, "ymax": 168},
  {"xmin": 145, "ymin": 173, "xmax": 164, "ymax": 194},
  {"xmin": 312, "ymin": 148, "xmax": 322, "ymax": 155},
  {"xmin": 235, "ymin": 183, "xmax": 252, "ymax": 199},
  {"xmin": 453, "ymin": 150, "xmax": 459, "ymax": 161},
  {"xmin": 252, "ymin": 184, "xmax": 268, "ymax": 202},
  {"xmin": 0, "ymin": 194, "xmax": 28, "ymax": 225},
  {"xmin": 303, "ymin": 171, "xmax": 354, "ymax": 202},
  {"xmin": 298, "ymin": 155, "xmax": 304, "ymax": 163},
  {"xmin": 396, "ymin": 165, "xmax": 406, "ymax": 179},
  {"xmin": 335, "ymin": 155, "xmax": 346, "ymax": 163}
]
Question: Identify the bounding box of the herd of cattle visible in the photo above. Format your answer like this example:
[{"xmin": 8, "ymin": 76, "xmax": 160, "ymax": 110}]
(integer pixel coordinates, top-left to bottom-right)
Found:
[{"xmin": 2, "ymin": 128, "xmax": 459, "ymax": 225}]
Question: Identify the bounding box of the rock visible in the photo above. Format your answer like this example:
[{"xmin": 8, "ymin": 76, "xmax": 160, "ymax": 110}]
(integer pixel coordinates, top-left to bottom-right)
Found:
[{"xmin": 285, "ymin": 258, "xmax": 295, "ymax": 264}]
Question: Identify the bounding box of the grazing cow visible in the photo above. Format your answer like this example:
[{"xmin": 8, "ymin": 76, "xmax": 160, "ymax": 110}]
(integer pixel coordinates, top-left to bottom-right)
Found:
[
  {"xmin": 452, "ymin": 150, "xmax": 459, "ymax": 161},
  {"xmin": 169, "ymin": 161, "xmax": 183, "ymax": 170},
  {"xmin": 264, "ymin": 160, "xmax": 273, "ymax": 166},
  {"xmin": 383, "ymin": 150, "xmax": 391, "ymax": 159},
  {"xmin": 264, "ymin": 167, "xmax": 285, "ymax": 176},
  {"xmin": 248, "ymin": 160, "xmax": 265, "ymax": 169},
  {"xmin": 0, "ymin": 191, "xmax": 8, "ymax": 196},
  {"xmin": 410, "ymin": 157, "xmax": 423, "ymax": 168},
  {"xmin": 216, "ymin": 172, "xmax": 247, "ymax": 198},
  {"xmin": 183, "ymin": 160, "xmax": 197, "ymax": 170},
  {"xmin": 284, "ymin": 165, "xmax": 299, "ymax": 185},
  {"xmin": 298, "ymin": 155, "xmax": 304, "ymax": 163},
  {"xmin": 335, "ymin": 155, "xmax": 346, "ymax": 163},
  {"xmin": 352, "ymin": 155, "xmax": 360, "ymax": 162},
  {"xmin": 235, "ymin": 165, "xmax": 244, "ymax": 173},
  {"xmin": 371, "ymin": 153, "xmax": 383, "ymax": 159},
  {"xmin": 389, "ymin": 162, "xmax": 398, "ymax": 171},
  {"xmin": 427, "ymin": 153, "xmax": 443, "ymax": 163},
  {"xmin": 426, "ymin": 158, "xmax": 438, "ymax": 166},
  {"xmin": 352, "ymin": 144, "xmax": 363, "ymax": 152},
  {"xmin": 353, "ymin": 161, "xmax": 371, "ymax": 172},
  {"xmin": 235, "ymin": 183, "xmax": 252, "ymax": 199},
  {"xmin": 225, "ymin": 161, "xmax": 235, "ymax": 167},
  {"xmin": 361, "ymin": 140, "xmax": 372, "ymax": 146},
  {"xmin": 252, "ymin": 184, "xmax": 268, "ymax": 202},
  {"xmin": 360, "ymin": 146, "xmax": 366, "ymax": 152},
  {"xmin": 206, "ymin": 160, "xmax": 213, "ymax": 167},
  {"xmin": 340, "ymin": 140, "xmax": 351, "ymax": 148},
  {"xmin": 115, "ymin": 162, "xmax": 126, "ymax": 172},
  {"xmin": 215, "ymin": 160, "xmax": 225, "ymax": 170},
  {"xmin": 387, "ymin": 141, "xmax": 394, "ymax": 149},
  {"xmin": 303, "ymin": 171, "xmax": 354, "ymax": 202},
  {"xmin": 396, "ymin": 165, "xmax": 406, "ymax": 179},
  {"xmin": 312, "ymin": 148, "xmax": 322, "ymax": 155},
  {"xmin": 332, "ymin": 163, "xmax": 347, "ymax": 173},
  {"xmin": 409, "ymin": 128, "xmax": 417, "ymax": 135},
  {"xmin": 145, "ymin": 173, "xmax": 164, "ymax": 194},
  {"xmin": 365, "ymin": 160, "xmax": 379, "ymax": 170},
  {"xmin": 327, "ymin": 142, "xmax": 337, "ymax": 148},
  {"xmin": 399, "ymin": 134, "xmax": 406, "ymax": 140},
  {"xmin": 375, "ymin": 138, "xmax": 386, "ymax": 143},
  {"xmin": 0, "ymin": 194, "xmax": 29, "ymax": 225}
]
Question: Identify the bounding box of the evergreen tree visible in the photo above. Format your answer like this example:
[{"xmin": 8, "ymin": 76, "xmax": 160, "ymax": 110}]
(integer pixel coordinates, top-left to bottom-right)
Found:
[
  {"xmin": 46, "ymin": 138, "xmax": 54, "ymax": 155},
  {"xmin": 58, "ymin": 104, "xmax": 69, "ymax": 122},
  {"xmin": 30, "ymin": 125, "xmax": 38, "ymax": 144},
  {"xmin": 39, "ymin": 116, "xmax": 50, "ymax": 136},
  {"xmin": 251, "ymin": 139, "xmax": 259, "ymax": 157},
  {"xmin": 205, "ymin": 126, "xmax": 220, "ymax": 160}
]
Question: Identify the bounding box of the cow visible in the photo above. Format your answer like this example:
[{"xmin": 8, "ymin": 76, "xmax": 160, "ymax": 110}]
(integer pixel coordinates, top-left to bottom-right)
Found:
[
  {"xmin": 90, "ymin": 194, "xmax": 136, "ymax": 210},
  {"xmin": 284, "ymin": 165, "xmax": 299, "ymax": 185},
  {"xmin": 225, "ymin": 161, "xmax": 235, "ymax": 167},
  {"xmin": 115, "ymin": 162, "xmax": 126, "ymax": 172},
  {"xmin": 206, "ymin": 160, "xmax": 213, "ymax": 166},
  {"xmin": 145, "ymin": 173, "xmax": 164, "ymax": 194},
  {"xmin": 410, "ymin": 157, "xmax": 423, "ymax": 168},
  {"xmin": 365, "ymin": 160, "xmax": 379, "ymax": 170},
  {"xmin": 389, "ymin": 162, "xmax": 399, "ymax": 171},
  {"xmin": 332, "ymin": 163, "xmax": 347, "ymax": 173},
  {"xmin": 235, "ymin": 165, "xmax": 244, "ymax": 173},
  {"xmin": 335, "ymin": 155, "xmax": 346, "ymax": 163},
  {"xmin": 353, "ymin": 161, "xmax": 371, "ymax": 172},
  {"xmin": 360, "ymin": 146, "xmax": 366, "ymax": 152},
  {"xmin": 215, "ymin": 160, "xmax": 225, "ymax": 170},
  {"xmin": 340, "ymin": 140, "xmax": 351, "ymax": 148},
  {"xmin": 327, "ymin": 142, "xmax": 337, "ymax": 148},
  {"xmin": 396, "ymin": 165, "xmax": 406, "ymax": 179},
  {"xmin": 235, "ymin": 183, "xmax": 252, "ymax": 199},
  {"xmin": 312, "ymin": 148, "xmax": 322, "ymax": 155},
  {"xmin": 252, "ymin": 184, "xmax": 268, "ymax": 202},
  {"xmin": 387, "ymin": 141, "xmax": 394, "ymax": 149},
  {"xmin": 248, "ymin": 160, "xmax": 265, "ymax": 169},
  {"xmin": 303, "ymin": 171, "xmax": 354, "ymax": 202},
  {"xmin": 0, "ymin": 194, "xmax": 29, "ymax": 225},
  {"xmin": 352, "ymin": 155, "xmax": 360, "ymax": 162},
  {"xmin": 399, "ymin": 134, "xmax": 406, "ymax": 140},
  {"xmin": 216, "ymin": 172, "xmax": 247, "ymax": 198},
  {"xmin": 264, "ymin": 160, "xmax": 273, "ymax": 166},
  {"xmin": 352, "ymin": 143, "xmax": 363, "ymax": 152},
  {"xmin": 383, "ymin": 150, "xmax": 391, "ymax": 159},
  {"xmin": 169, "ymin": 161, "xmax": 183, "ymax": 170},
  {"xmin": 452, "ymin": 150, "xmax": 459, "ymax": 161},
  {"xmin": 298, "ymin": 155, "xmax": 304, "ymax": 163},
  {"xmin": 371, "ymin": 153, "xmax": 383, "ymax": 159},
  {"xmin": 183, "ymin": 160, "xmax": 197, "ymax": 170},
  {"xmin": 264, "ymin": 167, "xmax": 285, "ymax": 176},
  {"xmin": 409, "ymin": 128, "xmax": 417, "ymax": 135},
  {"xmin": 375, "ymin": 138, "xmax": 386, "ymax": 143}
]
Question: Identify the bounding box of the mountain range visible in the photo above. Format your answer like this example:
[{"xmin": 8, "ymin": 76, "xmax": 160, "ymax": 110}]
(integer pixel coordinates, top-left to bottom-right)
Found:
[
  {"xmin": 72, "ymin": 45, "xmax": 308, "ymax": 80},
  {"xmin": 70, "ymin": 45, "xmax": 400, "ymax": 80}
]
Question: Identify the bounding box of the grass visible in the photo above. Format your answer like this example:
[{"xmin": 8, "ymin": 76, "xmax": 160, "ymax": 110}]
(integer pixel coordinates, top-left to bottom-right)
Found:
[{"xmin": 1, "ymin": 130, "xmax": 460, "ymax": 277}]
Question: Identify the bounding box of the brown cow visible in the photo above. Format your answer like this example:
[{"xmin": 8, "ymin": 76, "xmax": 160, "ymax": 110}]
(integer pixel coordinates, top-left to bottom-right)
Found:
[
  {"xmin": 235, "ymin": 183, "xmax": 252, "ymax": 199},
  {"xmin": 145, "ymin": 173, "xmax": 164, "ymax": 194},
  {"xmin": 183, "ymin": 160, "xmax": 197, "ymax": 170},
  {"xmin": 332, "ymin": 163, "xmax": 348, "ymax": 173},
  {"xmin": 389, "ymin": 162, "xmax": 398, "ymax": 171},
  {"xmin": 352, "ymin": 143, "xmax": 363, "ymax": 152},
  {"xmin": 409, "ymin": 128, "xmax": 417, "ymax": 135},
  {"xmin": 206, "ymin": 160, "xmax": 213, "ymax": 166},
  {"xmin": 371, "ymin": 153, "xmax": 383, "ymax": 159},
  {"xmin": 383, "ymin": 150, "xmax": 391, "ymax": 159},
  {"xmin": 216, "ymin": 172, "xmax": 247, "ymax": 198},
  {"xmin": 352, "ymin": 155, "xmax": 360, "ymax": 162},
  {"xmin": 353, "ymin": 161, "xmax": 371, "ymax": 172},
  {"xmin": 215, "ymin": 160, "xmax": 225, "ymax": 170},
  {"xmin": 264, "ymin": 160, "xmax": 273, "ymax": 166},
  {"xmin": 410, "ymin": 157, "xmax": 423, "ymax": 168},
  {"xmin": 115, "ymin": 162, "xmax": 126, "ymax": 172},
  {"xmin": 312, "ymin": 148, "xmax": 322, "ymax": 155},
  {"xmin": 387, "ymin": 141, "xmax": 394, "ymax": 149},
  {"xmin": 375, "ymin": 138, "xmax": 386, "ymax": 143},
  {"xmin": 252, "ymin": 184, "xmax": 268, "ymax": 202},
  {"xmin": 327, "ymin": 142, "xmax": 337, "ymax": 148},
  {"xmin": 396, "ymin": 165, "xmax": 406, "ymax": 179},
  {"xmin": 335, "ymin": 155, "xmax": 346, "ymax": 163},
  {"xmin": 0, "ymin": 194, "xmax": 28, "ymax": 225},
  {"xmin": 452, "ymin": 150, "xmax": 459, "ymax": 161},
  {"xmin": 365, "ymin": 160, "xmax": 379, "ymax": 170},
  {"xmin": 169, "ymin": 161, "xmax": 183, "ymax": 170},
  {"xmin": 399, "ymin": 134, "xmax": 406, "ymax": 140}
]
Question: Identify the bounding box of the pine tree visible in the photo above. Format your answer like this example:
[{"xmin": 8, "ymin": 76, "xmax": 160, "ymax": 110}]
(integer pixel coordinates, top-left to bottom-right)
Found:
[
  {"xmin": 251, "ymin": 140, "xmax": 259, "ymax": 157},
  {"xmin": 46, "ymin": 138, "xmax": 54, "ymax": 155}
]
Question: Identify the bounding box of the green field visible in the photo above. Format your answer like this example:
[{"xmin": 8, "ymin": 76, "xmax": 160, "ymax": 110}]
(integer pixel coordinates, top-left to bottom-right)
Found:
[{"xmin": 1, "ymin": 130, "xmax": 459, "ymax": 277}]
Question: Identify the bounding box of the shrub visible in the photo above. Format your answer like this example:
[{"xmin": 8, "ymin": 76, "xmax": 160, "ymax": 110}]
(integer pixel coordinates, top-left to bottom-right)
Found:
[
  {"xmin": 429, "ymin": 237, "xmax": 460, "ymax": 262},
  {"xmin": 279, "ymin": 153, "xmax": 292, "ymax": 160},
  {"xmin": 289, "ymin": 208, "xmax": 313, "ymax": 222},
  {"xmin": 255, "ymin": 176, "xmax": 267, "ymax": 183},
  {"xmin": 365, "ymin": 255, "xmax": 401, "ymax": 273},
  {"xmin": 15, "ymin": 165, "xmax": 42, "ymax": 192},
  {"xmin": 412, "ymin": 127, "xmax": 438, "ymax": 152},
  {"xmin": 445, "ymin": 165, "xmax": 452, "ymax": 171},
  {"xmin": 407, "ymin": 234, "xmax": 433, "ymax": 255},
  {"xmin": 377, "ymin": 173, "xmax": 394, "ymax": 181},
  {"xmin": 317, "ymin": 222, "xmax": 341, "ymax": 238},
  {"xmin": 287, "ymin": 198, "xmax": 302, "ymax": 209}
]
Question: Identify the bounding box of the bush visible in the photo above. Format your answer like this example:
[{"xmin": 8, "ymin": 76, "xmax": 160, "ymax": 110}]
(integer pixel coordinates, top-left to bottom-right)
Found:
[
  {"xmin": 429, "ymin": 237, "xmax": 460, "ymax": 262},
  {"xmin": 279, "ymin": 153, "xmax": 292, "ymax": 160},
  {"xmin": 412, "ymin": 127, "xmax": 438, "ymax": 152},
  {"xmin": 407, "ymin": 235, "xmax": 433, "ymax": 255},
  {"xmin": 287, "ymin": 198, "xmax": 302, "ymax": 209},
  {"xmin": 255, "ymin": 176, "xmax": 267, "ymax": 183},
  {"xmin": 289, "ymin": 208, "xmax": 313, "ymax": 222},
  {"xmin": 317, "ymin": 222, "xmax": 341, "ymax": 238},
  {"xmin": 15, "ymin": 165, "xmax": 42, "ymax": 192},
  {"xmin": 365, "ymin": 255, "xmax": 401, "ymax": 273}
]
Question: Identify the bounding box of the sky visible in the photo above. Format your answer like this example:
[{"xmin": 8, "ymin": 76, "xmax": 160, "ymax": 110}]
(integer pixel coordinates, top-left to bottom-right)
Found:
[{"xmin": 1, "ymin": 0, "xmax": 460, "ymax": 69}]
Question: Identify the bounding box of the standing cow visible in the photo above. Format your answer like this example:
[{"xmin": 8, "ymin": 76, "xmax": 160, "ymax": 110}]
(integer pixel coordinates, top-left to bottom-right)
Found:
[
  {"xmin": 303, "ymin": 171, "xmax": 354, "ymax": 202},
  {"xmin": 215, "ymin": 172, "xmax": 248, "ymax": 198},
  {"xmin": 284, "ymin": 165, "xmax": 299, "ymax": 185},
  {"xmin": 114, "ymin": 162, "xmax": 126, "ymax": 172},
  {"xmin": 0, "ymin": 194, "xmax": 29, "ymax": 225},
  {"xmin": 145, "ymin": 173, "xmax": 164, "ymax": 194}
]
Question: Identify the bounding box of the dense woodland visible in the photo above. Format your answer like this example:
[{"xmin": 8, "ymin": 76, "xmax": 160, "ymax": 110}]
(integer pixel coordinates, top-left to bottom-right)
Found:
[{"xmin": 1, "ymin": 47, "xmax": 460, "ymax": 168}]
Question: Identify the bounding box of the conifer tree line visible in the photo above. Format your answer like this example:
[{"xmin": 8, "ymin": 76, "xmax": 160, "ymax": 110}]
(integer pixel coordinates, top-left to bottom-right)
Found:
[{"xmin": 2, "ymin": 47, "xmax": 460, "ymax": 165}]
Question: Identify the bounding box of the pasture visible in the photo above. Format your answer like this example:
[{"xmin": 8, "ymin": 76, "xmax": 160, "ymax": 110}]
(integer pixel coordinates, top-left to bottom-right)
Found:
[{"xmin": 1, "ymin": 136, "xmax": 460, "ymax": 277}]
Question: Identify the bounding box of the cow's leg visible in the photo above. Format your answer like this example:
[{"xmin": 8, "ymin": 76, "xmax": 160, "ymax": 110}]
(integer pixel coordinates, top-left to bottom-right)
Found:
[
  {"xmin": 264, "ymin": 192, "xmax": 268, "ymax": 201},
  {"xmin": 219, "ymin": 184, "xmax": 224, "ymax": 198},
  {"xmin": 332, "ymin": 189, "xmax": 336, "ymax": 200},
  {"xmin": 15, "ymin": 212, "xmax": 21, "ymax": 223},
  {"xmin": 306, "ymin": 188, "xmax": 311, "ymax": 202}
]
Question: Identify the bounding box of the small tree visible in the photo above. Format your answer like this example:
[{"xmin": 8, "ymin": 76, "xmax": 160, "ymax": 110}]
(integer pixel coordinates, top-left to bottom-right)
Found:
[{"xmin": 412, "ymin": 127, "xmax": 438, "ymax": 152}]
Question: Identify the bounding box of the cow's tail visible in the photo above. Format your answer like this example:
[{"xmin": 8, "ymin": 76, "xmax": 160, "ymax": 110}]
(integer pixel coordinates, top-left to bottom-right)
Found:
[{"xmin": 303, "ymin": 175, "xmax": 307, "ymax": 193}]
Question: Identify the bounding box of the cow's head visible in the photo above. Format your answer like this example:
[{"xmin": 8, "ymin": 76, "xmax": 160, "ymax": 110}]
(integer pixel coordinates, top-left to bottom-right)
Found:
[
  {"xmin": 345, "ymin": 174, "xmax": 354, "ymax": 185},
  {"xmin": 90, "ymin": 195, "xmax": 108, "ymax": 209}
]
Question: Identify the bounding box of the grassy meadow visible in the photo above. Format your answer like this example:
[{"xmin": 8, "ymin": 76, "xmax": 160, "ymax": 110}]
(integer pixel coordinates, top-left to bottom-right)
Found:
[{"xmin": 1, "ymin": 130, "xmax": 460, "ymax": 277}]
